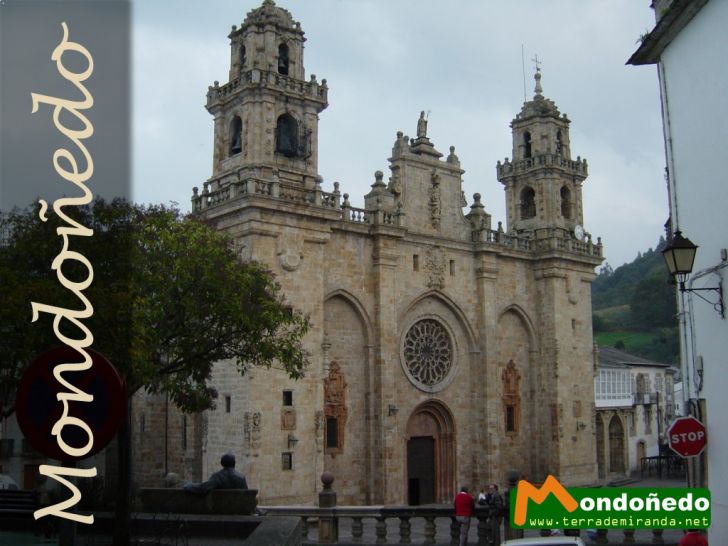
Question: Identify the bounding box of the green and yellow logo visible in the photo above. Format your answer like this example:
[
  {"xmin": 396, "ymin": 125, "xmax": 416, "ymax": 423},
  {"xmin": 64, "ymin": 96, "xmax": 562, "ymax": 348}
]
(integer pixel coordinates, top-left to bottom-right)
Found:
[{"xmin": 511, "ymin": 475, "xmax": 710, "ymax": 530}]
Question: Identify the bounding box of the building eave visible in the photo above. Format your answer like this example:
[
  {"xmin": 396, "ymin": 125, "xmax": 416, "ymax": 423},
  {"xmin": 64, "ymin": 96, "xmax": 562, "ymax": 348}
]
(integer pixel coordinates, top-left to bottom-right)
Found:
[
  {"xmin": 597, "ymin": 346, "xmax": 675, "ymax": 369},
  {"xmin": 627, "ymin": 0, "xmax": 709, "ymax": 66}
]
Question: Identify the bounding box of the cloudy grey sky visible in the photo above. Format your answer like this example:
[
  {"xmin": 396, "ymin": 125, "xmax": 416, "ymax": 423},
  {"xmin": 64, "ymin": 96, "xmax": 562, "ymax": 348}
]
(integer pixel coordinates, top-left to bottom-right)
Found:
[{"xmin": 132, "ymin": 0, "xmax": 666, "ymax": 269}]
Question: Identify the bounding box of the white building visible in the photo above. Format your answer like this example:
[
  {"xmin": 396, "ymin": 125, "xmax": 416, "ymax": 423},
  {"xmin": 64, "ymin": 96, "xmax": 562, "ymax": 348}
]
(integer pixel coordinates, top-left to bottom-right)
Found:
[
  {"xmin": 629, "ymin": 0, "xmax": 728, "ymax": 542},
  {"xmin": 594, "ymin": 346, "xmax": 676, "ymax": 481}
]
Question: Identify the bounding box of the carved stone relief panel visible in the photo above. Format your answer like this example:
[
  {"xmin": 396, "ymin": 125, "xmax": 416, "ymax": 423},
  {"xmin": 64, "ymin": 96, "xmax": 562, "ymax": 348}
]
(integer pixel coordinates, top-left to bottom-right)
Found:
[
  {"xmin": 277, "ymin": 232, "xmax": 303, "ymax": 272},
  {"xmin": 244, "ymin": 411, "xmax": 263, "ymax": 456},
  {"xmin": 324, "ymin": 361, "xmax": 348, "ymax": 455},
  {"xmin": 315, "ymin": 410, "xmax": 324, "ymax": 452},
  {"xmin": 428, "ymin": 169, "xmax": 441, "ymax": 229},
  {"xmin": 425, "ymin": 246, "xmax": 445, "ymax": 289},
  {"xmin": 251, "ymin": 411, "xmax": 262, "ymax": 450},
  {"xmin": 281, "ymin": 408, "xmax": 296, "ymax": 430},
  {"xmin": 502, "ymin": 359, "xmax": 521, "ymax": 434}
]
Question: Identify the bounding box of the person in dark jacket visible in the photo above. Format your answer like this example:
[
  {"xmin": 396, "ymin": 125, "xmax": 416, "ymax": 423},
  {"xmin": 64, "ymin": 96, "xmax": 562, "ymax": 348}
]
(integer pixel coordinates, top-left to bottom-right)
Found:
[
  {"xmin": 488, "ymin": 483, "xmax": 504, "ymax": 544},
  {"xmin": 184, "ymin": 452, "xmax": 248, "ymax": 494}
]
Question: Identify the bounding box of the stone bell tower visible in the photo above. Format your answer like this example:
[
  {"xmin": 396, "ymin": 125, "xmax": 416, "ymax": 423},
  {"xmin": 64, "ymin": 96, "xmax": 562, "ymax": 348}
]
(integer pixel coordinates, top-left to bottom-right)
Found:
[
  {"xmin": 497, "ymin": 69, "xmax": 588, "ymax": 237},
  {"xmin": 205, "ymin": 0, "xmax": 328, "ymax": 189},
  {"xmin": 495, "ymin": 67, "xmax": 600, "ymax": 486}
]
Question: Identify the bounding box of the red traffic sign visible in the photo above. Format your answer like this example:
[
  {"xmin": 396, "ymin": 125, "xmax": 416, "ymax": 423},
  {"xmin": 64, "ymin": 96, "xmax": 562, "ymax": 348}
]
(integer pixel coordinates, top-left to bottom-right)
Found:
[
  {"xmin": 15, "ymin": 346, "xmax": 126, "ymax": 462},
  {"xmin": 668, "ymin": 416, "xmax": 707, "ymax": 458}
]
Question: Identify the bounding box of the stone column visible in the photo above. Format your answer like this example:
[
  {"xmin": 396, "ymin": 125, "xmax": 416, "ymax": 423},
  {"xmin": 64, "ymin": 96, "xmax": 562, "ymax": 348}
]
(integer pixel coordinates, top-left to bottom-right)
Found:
[
  {"xmin": 372, "ymin": 235, "xmax": 400, "ymax": 503},
  {"xmin": 476, "ymin": 254, "xmax": 499, "ymax": 482},
  {"xmin": 318, "ymin": 472, "xmax": 338, "ymax": 544}
]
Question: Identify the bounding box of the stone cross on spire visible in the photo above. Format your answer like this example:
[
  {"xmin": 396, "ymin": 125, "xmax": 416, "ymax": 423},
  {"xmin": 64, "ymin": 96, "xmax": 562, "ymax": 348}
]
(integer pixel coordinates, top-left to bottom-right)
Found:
[{"xmin": 531, "ymin": 54, "xmax": 542, "ymax": 72}]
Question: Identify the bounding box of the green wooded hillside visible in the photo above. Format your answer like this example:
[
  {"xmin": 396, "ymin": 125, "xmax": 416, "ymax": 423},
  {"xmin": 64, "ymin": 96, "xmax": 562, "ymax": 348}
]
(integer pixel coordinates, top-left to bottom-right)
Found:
[{"xmin": 592, "ymin": 236, "xmax": 679, "ymax": 364}]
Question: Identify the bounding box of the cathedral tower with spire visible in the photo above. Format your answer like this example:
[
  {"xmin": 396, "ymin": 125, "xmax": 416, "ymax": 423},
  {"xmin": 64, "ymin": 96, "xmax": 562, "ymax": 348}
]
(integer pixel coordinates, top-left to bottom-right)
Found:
[
  {"xmin": 497, "ymin": 68, "xmax": 588, "ymax": 237},
  {"xmin": 134, "ymin": 2, "xmax": 604, "ymax": 505}
]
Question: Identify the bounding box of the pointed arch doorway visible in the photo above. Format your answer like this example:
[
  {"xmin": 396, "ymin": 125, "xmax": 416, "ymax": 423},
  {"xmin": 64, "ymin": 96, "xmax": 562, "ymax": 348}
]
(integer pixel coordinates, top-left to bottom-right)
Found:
[
  {"xmin": 609, "ymin": 415, "xmax": 626, "ymax": 474},
  {"xmin": 405, "ymin": 401, "xmax": 455, "ymax": 505}
]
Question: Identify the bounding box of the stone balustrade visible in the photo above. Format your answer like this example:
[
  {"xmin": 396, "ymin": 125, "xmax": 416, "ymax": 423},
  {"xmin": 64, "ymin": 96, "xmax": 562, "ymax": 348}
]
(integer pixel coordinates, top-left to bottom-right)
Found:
[
  {"xmin": 260, "ymin": 505, "xmax": 677, "ymax": 545},
  {"xmin": 192, "ymin": 179, "xmax": 338, "ymax": 212},
  {"xmin": 191, "ymin": 180, "xmax": 602, "ymax": 259},
  {"xmin": 207, "ymin": 69, "xmax": 328, "ymax": 108},
  {"xmin": 470, "ymin": 225, "xmax": 603, "ymax": 258},
  {"xmin": 497, "ymin": 153, "xmax": 588, "ymax": 178},
  {"xmin": 262, "ymin": 505, "xmax": 496, "ymax": 545}
]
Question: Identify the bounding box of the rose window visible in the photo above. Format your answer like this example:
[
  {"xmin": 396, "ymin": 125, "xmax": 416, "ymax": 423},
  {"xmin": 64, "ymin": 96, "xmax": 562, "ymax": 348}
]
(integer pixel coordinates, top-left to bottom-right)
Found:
[{"xmin": 403, "ymin": 319, "xmax": 452, "ymax": 387}]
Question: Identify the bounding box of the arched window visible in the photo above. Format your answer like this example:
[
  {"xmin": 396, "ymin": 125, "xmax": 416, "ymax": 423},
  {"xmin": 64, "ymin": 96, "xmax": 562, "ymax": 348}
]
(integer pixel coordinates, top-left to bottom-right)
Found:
[
  {"xmin": 520, "ymin": 187, "xmax": 536, "ymax": 220},
  {"xmin": 275, "ymin": 113, "xmax": 298, "ymax": 157},
  {"xmin": 556, "ymin": 129, "xmax": 563, "ymax": 155},
  {"xmin": 239, "ymin": 44, "xmax": 246, "ymax": 68},
  {"xmin": 278, "ymin": 43, "xmax": 289, "ymax": 76},
  {"xmin": 229, "ymin": 116, "xmax": 242, "ymax": 156},
  {"xmin": 523, "ymin": 131, "xmax": 532, "ymax": 159},
  {"xmin": 560, "ymin": 186, "xmax": 571, "ymax": 219}
]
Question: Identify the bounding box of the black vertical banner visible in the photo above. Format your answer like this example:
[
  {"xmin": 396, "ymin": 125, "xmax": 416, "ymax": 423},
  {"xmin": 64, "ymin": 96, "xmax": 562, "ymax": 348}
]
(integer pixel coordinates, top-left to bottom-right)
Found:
[{"xmin": 0, "ymin": 0, "xmax": 130, "ymax": 541}]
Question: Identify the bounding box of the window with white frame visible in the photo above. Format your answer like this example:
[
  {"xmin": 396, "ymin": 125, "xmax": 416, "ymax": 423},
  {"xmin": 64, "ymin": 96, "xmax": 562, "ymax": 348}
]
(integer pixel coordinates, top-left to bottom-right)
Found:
[{"xmin": 595, "ymin": 369, "xmax": 632, "ymax": 400}]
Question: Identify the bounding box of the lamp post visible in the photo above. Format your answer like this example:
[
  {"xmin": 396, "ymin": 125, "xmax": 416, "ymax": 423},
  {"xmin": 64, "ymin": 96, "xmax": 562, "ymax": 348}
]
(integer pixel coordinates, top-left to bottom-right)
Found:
[
  {"xmin": 661, "ymin": 230, "xmax": 697, "ymax": 290},
  {"xmin": 662, "ymin": 230, "xmax": 720, "ymax": 489},
  {"xmin": 662, "ymin": 230, "xmax": 724, "ymax": 318}
]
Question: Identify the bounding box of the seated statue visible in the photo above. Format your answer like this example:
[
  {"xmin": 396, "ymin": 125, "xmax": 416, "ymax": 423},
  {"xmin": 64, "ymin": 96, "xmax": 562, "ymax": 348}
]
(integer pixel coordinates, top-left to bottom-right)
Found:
[{"xmin": 184, "ymin": 452, "xmax": 248, "ymax": 495}]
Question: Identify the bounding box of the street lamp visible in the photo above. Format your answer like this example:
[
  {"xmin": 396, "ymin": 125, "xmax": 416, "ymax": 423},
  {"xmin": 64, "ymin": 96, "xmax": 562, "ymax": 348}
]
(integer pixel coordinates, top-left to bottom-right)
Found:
[{"xmin": 662, "ymin": 230, "xmax": 724, "ymax": 317}]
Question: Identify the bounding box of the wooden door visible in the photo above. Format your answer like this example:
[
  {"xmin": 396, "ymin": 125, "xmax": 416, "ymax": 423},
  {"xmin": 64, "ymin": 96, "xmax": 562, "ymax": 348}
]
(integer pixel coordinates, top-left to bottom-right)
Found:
[{"xmin": 407, "ymin": 436, "xmax": 435, "ymax": 505}]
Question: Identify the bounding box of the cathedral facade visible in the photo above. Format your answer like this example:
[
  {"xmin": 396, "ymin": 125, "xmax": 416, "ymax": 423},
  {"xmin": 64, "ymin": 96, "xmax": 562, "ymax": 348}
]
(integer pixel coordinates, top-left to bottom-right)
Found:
[{"xmin": 133, "ymin": 1, "xmax": 603, "ymax": 505}]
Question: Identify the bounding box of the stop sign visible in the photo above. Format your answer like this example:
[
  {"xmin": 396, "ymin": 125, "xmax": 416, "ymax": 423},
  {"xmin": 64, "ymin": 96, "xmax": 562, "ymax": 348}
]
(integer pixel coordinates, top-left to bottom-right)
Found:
[{"xmin": 668, "ymin": 416, "xmax": 707, "ymax": 457}]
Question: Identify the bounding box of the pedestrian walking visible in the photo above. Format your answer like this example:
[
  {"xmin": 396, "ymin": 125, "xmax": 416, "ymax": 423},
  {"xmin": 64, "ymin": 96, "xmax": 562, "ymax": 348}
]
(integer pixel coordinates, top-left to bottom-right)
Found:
[{"xmin": 454, "ymin": 486, "xmax": 475, "ymax": 546}]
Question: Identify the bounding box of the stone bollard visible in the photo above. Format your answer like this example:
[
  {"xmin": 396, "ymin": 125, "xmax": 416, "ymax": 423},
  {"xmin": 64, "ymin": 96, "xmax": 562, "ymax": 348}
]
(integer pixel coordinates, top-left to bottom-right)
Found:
[
  {"xmin": 318, "ymin": 472, "xmax": 338, "ymax": 544},
  {"xmin": 503, "ymin": 470, "xmax": 523, "ymax": 541}
]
